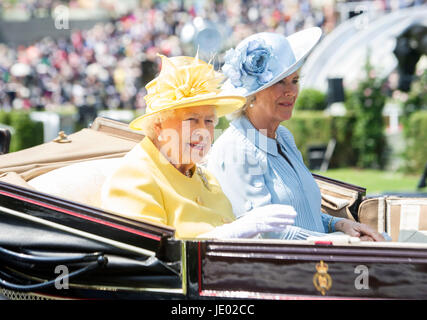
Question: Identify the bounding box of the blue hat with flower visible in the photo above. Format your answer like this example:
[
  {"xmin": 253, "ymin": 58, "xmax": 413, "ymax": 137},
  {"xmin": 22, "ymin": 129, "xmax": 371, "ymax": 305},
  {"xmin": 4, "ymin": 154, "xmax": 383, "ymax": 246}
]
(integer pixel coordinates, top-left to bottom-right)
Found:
[{"xmin": 221, "ymin": 27, "xmax": 322, "ymax": 97}]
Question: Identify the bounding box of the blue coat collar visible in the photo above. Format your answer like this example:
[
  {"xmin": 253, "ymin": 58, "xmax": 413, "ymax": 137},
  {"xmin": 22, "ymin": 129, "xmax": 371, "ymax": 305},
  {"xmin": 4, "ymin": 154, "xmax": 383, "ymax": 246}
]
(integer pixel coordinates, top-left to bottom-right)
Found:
[{"xmin": 231, "ymin": 116, "xmax": 284, "ymax": 157}]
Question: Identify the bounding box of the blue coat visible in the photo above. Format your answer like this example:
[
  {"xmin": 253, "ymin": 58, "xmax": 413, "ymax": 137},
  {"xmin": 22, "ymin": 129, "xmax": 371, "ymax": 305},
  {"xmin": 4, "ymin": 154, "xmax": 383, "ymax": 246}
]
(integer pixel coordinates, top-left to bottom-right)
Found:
[{"xmin": 207, "ymin": 115, "xmax": 343, "ymax": 239}]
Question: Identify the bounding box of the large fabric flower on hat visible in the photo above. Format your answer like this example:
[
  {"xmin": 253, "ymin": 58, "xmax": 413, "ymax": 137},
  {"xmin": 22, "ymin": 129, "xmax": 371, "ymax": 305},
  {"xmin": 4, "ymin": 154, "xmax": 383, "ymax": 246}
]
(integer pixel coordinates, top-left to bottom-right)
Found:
[
  {"xmin": 129, "ymin": 53, "xmax": 246, "ymax": 130},
  {"xmin": 144, "ymin": 54, "xmax": 225, "ymax": 110},
  {"xmin": 222, "ymin": 39, "xmax": 274, "ymax": 92}
]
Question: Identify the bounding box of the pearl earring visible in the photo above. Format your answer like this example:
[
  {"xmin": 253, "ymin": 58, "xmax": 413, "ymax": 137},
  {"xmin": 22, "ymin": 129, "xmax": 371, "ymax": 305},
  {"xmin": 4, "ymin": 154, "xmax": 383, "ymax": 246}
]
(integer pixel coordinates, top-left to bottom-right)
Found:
[{"xmin": 249, "ymin": 97, "xmax": 256, "ymax": 108}]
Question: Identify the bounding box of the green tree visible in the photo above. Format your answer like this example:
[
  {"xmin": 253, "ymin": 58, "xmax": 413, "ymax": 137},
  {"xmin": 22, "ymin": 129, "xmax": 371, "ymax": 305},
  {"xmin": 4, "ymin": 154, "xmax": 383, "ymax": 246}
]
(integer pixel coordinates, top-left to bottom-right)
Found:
[
  {"xmin": 8, "ymin": 111, "xmax": 44, "ymax": 152},
  {"xmin": 404, "ymin": 111, "xmax": 427, "ymax": 173},
  {"xmin": 294, "ymin": 88, "xmax": 327, "ymax": 111},
  {"xmin": 402, "ymin": 69, "xmax": 427, "ymax": 126},
  {"xmin": 348, "ymin": 53, "xmax": 388, "ymax": 169}
]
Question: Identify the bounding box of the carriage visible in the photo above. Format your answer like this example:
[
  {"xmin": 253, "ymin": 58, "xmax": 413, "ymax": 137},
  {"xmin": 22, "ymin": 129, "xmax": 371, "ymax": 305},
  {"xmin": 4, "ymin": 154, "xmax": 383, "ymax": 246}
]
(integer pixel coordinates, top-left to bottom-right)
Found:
[{"xmin": 1, "ymin": 117, "xmax": 427, "ymax": 300}]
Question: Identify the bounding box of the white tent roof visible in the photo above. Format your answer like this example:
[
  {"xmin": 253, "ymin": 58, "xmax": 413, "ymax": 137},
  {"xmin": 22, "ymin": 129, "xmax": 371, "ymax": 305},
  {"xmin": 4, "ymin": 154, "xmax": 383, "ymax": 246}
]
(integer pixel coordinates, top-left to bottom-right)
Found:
[{"xmin": 301, "ymin": 5, "xmax": 427, "ymax": 92}]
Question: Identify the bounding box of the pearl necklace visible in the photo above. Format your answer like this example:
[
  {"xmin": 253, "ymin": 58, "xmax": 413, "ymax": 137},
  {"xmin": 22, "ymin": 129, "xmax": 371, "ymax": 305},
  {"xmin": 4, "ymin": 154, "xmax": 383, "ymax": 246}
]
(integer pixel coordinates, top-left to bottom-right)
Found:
[{"xmin": 196, "ymin": 167, "xmax": 211, "ymax": 191}]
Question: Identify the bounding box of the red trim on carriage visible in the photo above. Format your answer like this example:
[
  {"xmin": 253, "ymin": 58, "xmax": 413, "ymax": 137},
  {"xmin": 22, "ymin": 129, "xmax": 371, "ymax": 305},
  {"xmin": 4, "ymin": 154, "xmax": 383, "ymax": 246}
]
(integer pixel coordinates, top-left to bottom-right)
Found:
[{"xmin": 0, "ymin": 190, "xmax": 161, "ymax": 241}]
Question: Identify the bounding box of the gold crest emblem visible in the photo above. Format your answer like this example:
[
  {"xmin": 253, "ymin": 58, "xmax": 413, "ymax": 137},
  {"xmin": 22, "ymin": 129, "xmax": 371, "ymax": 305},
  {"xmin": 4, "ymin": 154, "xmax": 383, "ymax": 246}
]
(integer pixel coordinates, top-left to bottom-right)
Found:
[{"xmin": 313, "ymin": 261, "xmax": 332, "ymax": 295}]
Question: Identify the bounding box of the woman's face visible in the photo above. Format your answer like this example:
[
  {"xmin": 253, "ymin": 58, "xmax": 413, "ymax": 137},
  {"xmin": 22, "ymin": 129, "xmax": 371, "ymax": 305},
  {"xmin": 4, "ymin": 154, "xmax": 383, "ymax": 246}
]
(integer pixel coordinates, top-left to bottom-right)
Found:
[
  {"xmin": 156, "ymin": 105, "xmax": 216, "ymax": 166},
  {"xmin": 254, "ymin": 71, "xmax": 299, "ymax": 122}
]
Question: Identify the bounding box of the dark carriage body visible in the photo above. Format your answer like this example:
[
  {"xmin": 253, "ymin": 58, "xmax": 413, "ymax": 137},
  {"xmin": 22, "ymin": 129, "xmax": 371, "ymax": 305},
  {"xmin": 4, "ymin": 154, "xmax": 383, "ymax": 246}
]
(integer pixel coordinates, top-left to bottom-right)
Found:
[
  {"xmin": 1, "ymin": 117, "xmax": 427, "ymax": 300},
  {"xmin": 1, "ymin": 180, "xmax": 427, "ymax": 300}
]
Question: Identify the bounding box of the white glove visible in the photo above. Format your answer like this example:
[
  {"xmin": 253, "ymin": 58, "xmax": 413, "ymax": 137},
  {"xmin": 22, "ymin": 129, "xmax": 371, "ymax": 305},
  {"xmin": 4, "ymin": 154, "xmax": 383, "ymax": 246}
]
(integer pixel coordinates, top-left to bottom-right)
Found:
[{"xmin": 200, "ymin": 204, "xmax": 297, "ymax": 239}]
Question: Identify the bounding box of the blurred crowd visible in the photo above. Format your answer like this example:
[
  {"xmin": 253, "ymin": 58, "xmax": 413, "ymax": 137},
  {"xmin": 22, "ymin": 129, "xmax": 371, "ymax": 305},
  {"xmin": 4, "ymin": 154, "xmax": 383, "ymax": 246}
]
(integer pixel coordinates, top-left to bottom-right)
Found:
[{"xmin": 0, "ymin": 0, "xmax": 426, "ymax": 113}]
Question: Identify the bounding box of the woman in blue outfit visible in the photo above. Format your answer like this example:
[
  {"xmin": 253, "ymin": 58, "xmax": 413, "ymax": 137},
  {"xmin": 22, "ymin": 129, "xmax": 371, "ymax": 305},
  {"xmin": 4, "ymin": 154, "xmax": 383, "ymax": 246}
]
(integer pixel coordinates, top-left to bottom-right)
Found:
[{"xmin": 207, "ymin": 27, "xmax": 384, "ymax": 241}]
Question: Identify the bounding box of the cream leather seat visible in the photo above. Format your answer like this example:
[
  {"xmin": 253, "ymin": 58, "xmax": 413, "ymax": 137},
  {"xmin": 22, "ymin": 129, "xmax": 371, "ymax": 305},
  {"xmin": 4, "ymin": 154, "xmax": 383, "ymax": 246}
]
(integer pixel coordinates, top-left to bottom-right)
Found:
[{"xmin": 28, "ymin": 157, "xmax": 123, "ymax": 208}]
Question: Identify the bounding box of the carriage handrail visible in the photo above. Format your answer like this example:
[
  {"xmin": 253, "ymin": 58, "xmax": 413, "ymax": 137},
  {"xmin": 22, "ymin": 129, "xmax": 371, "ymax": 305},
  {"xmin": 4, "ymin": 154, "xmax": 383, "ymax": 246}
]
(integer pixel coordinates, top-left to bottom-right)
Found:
[
  {"xmin": 0, "ymin": 260, "xmax": 106, "ymax": 292},
  {"xmin": 0, "ymin": 246, "xmax": 108, "ymax": 292},
  {"xmin": 0, "ymin": 246, "xmax": 105, "ymax": 265}
]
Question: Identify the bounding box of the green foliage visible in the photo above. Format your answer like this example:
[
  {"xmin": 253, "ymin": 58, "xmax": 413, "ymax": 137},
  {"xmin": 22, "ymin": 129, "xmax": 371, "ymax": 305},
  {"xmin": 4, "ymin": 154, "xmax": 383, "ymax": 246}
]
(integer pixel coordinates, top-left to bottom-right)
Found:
[
  {"xmin": 0, "ymin": 110, "xmax": 11, "ymax": 125},
  {"xmin": 283, "ymin": 111, "xmax": 355, "ymax": 168},
  {"xmin": 214, "ymin": 116, "xmax": 231, "ymax": 141},
  {"xmin": 401, "ymin": 69, "xmax": 427, "ymax": 126},
  {"xmin": 329, "ymin": 115, "xmax": 358, "ymax": 168},
  {"xmin": 284, "ymin": 111, "xmax": 331, "ymax": 149},
  {"xmin": 215, "ymin": 116, "xmax": 230, "ymax": 131},
  {"xmin": 313, "ymin": 168, "xmax": 422, "ymax": 194},
  {"xmin": 400, "ymin": 72, "xmax": 427, "ymax": 173},
  {"xmin": 346, "ymin": 54, "xmax": 388, "ymax": 169},
  {"xmin": 213, "ymin": 112, "xmax": 356, "ymax": 168},
  {"xmin": 404, "ymin": 111, "xmax": 427, "ymax": 173},
  {"xmin": 1, "ymin": 111, "xmax": 44, "ymax": 153},
  {"xmin": 294, "ymin": 88, "xmax": 327, "ymax": 111}
]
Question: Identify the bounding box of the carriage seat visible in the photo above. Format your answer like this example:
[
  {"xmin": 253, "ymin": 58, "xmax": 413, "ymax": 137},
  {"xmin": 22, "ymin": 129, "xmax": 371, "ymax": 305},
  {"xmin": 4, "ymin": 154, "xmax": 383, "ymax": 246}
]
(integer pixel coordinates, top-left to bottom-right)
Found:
[{"xmin": 27, "ymin": 157, "xmax": 124, "ymax": 208}]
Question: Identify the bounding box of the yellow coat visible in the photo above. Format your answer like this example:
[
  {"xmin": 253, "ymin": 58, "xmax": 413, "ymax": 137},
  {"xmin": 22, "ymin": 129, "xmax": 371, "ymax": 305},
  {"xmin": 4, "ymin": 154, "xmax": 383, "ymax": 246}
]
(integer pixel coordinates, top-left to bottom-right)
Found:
[{"xmin": 101, "ymin": 137, "xmax": 235, "ymax": 239}]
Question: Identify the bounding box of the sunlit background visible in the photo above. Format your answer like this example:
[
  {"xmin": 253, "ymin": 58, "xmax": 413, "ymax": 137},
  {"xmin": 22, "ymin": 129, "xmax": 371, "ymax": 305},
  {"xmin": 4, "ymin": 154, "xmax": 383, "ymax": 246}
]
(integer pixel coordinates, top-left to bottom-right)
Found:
[{"xmin": 0, "ymin": 0, "xmax": 426, "ymax": 195}]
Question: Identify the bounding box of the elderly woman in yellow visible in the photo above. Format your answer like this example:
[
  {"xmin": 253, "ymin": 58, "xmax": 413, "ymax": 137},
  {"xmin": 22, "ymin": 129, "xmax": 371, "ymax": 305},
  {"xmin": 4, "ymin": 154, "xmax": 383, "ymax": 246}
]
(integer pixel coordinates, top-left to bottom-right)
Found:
[{"xmin": 101, "ymin": 54, "xmax": 297, "ymax": 239}]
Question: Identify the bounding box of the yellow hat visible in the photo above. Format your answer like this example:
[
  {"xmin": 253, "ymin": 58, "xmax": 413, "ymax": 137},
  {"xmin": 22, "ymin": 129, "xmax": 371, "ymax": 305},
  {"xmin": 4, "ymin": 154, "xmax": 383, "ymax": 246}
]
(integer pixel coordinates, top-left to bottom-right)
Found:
[{"xmin": 129, "ymin": 54, "xmax": 246, "ymax": 130}]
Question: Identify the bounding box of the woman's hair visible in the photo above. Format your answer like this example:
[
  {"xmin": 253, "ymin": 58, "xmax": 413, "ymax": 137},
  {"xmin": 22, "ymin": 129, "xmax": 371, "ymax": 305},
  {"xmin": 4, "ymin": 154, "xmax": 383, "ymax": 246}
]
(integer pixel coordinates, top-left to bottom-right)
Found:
[
  {"xmin": 139, "ymin": 107, "xmax": 219, "ymax": 140},
  {"xmin": 138, "ymin": 109, "xmax": 177, "ymax": 140},
  {"xmin": 225, "ymin": 94, "xmax": 256, "ymax": 121}
]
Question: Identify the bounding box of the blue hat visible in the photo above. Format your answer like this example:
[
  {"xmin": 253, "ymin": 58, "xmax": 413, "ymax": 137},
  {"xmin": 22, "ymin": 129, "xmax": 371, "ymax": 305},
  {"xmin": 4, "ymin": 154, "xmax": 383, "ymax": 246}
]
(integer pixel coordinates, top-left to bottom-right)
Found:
[{"xmin": 221, "ymin": 27, "xmax": 322, "ymax": 97}]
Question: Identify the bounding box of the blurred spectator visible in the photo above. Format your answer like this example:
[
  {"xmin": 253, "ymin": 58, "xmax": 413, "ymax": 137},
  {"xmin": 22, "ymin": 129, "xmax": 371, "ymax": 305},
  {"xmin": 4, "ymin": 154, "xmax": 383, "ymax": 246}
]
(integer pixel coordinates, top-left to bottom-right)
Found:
[{"xmin": 0, "ymin": 0, "xmax": 426, "ymax": 114}]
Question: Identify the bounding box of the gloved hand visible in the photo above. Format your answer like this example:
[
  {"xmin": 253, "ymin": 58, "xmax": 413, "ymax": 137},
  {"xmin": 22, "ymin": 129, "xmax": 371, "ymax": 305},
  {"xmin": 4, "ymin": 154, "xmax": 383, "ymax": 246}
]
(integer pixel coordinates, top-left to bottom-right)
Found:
[{"xmin": 200, "ymin": 204, "xmax": 297, "ymax": 239}]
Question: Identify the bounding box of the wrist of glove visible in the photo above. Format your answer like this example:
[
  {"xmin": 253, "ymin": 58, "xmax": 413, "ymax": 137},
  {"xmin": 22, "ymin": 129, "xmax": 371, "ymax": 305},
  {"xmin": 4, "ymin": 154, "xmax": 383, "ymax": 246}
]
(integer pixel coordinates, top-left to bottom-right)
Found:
[{"xmin": 200, "ymin": 204, "xmax": 297, "ymax": 239}]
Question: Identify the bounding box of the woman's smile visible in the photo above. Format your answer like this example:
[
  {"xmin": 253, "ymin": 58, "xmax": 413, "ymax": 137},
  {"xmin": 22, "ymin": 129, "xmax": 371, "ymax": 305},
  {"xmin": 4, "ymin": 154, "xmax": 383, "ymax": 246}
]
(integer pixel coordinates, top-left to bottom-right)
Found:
[
  {"xmin": 188, "ymin": 141, "xmax": 207, "ymax": 151},
  {"xmin": 278, "ymin": 101, "xmax": 294, "ymax": 108}
]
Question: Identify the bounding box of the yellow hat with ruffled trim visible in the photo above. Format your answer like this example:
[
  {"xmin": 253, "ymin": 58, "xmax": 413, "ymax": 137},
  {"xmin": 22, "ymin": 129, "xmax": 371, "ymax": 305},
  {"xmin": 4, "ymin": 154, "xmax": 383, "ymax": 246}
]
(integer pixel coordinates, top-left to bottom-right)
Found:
[{"xmin": 129, "ymin": 54, "xmax": 246, "ymax": 130}]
